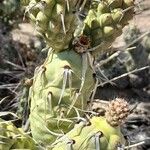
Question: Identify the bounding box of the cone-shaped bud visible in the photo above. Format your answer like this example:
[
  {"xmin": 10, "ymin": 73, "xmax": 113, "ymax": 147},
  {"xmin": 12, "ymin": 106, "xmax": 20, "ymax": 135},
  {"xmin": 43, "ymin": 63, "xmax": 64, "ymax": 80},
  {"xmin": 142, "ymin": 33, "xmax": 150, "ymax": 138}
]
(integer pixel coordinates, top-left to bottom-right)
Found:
[
  {"xmin": 111, "ymin": 8, "xmax": 123, "ymax": 23},
  {"xmin": 103, "ymin": 26, "xmax": 115, "ymax": 37},
  {"xmin": 123, "ymin": 0, "xmax": 135, "ymax": 8},
  {"xmin": 98, "ymin": 13, "xmax": 113, "ymax": 27},
  {"xmin": 21, "ymin": 0, "xmax": 30, "ymax": 6},
  {"xmin": 105, "ymin": 98, "xmax": 130, "ymax": 127},
  {"xmin": 36, "ymin": 11, "xmax": 48, "ymax": 30},
  {"xmin": 97, "ymin": 1, "xmax": 109, "ymax": 14}
]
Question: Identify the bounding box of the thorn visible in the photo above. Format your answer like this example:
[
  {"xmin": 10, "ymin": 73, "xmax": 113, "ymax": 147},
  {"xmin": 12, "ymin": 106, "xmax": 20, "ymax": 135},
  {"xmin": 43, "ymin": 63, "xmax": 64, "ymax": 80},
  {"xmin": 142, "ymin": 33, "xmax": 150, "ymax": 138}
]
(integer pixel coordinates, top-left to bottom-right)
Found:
[
  {"xmin": 68, "ymin": 69, "xmax": 73, "ymax": 97},
  {"xmin": 23, "ymin": 2, "xmax": 36, "ymax": 21},
  {"xmin": 0, "ymin": 141, "xmax": 7, "ymax": 144},
  {"xmin": 122, "ymin": 6, "xmax": 135, "ymax": 14},
  {"xmin": 67, "ymin": 139, "xmax": 75, "ymax": 150},
  {"xmin": 0, "ymin": 135, "xmax": 8, "ymax": 139},
  {"xmin": 74, "ymin": 106, "xmax": 81, "ymax": 120},
  {"xmin": 79, "ymin": 0, "xmax": 87, "ymax": 12},
  {"xmin": 67, "ymin": 91, "xmax": 80, "ymax": 115},
  {"xmin": 58, "ymin": 68, "xmax": 69, "ymax": 105},
  {"xmin": 118, "ymin": 6, "xmax": 135, "ymax": 23},
  {"xmin": 117, "ymin": 145, "xmax": 125, "ymax": 150},
  {"xmin": 60, "ymin": 13, "xmax": 66, "ymax": 34},
  {"xmin": 44, "ymin": 123, "xmax": 64, "ymax": 137},
  {"xmin": 34, "ymin": 20, "xmax": 39, "ymax": 35},
  {"xmin": 41, "ymin": 45, "xmax": 50, "ymax": 52},
  {"xmin": 95, "ymin": 132, "xmax": 103, "ymax": 150},
  {"xmin": 87, "ymin": 52, "xmax": 95, "ymax": 72},
  {"xmin": 129, "ymin": 102, "xmax": 138, "ymax": 114},
  {"xmin": 124, "ymin": 141, "xmax": 145, "ymax": 149},
  {"xmin": 75, "ymin": 0, "xmax": 82, "ymax": 10},
  {"xmin": 97, "ymin": 67, "xmax": 114, "ymax": 85},
  {"xmin": 47, "ymin": 92, "xmax": 53, "ymax": 114},
  {"xmin": 80, "ymin": 53, "xmax": 88, "ymax": 93},
  {"xmin": 65, "ymin": 0, "xmax": 70, "ymax": 11},
  {"xmin": 90, "ymin": 78, "xmax": 99, "ymax": 103},
  {"xmin": 67, "ymin": 52, "xmax": 88, "ymax": 115}
]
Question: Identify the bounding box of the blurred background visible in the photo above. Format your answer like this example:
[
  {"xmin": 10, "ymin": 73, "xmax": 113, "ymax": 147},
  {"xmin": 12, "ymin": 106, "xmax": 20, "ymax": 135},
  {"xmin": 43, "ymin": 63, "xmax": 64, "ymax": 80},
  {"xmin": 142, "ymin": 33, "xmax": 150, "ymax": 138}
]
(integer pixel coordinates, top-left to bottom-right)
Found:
[{"xmin": 0, "ymin": 0, "xmax": 150, "ymax": 149}]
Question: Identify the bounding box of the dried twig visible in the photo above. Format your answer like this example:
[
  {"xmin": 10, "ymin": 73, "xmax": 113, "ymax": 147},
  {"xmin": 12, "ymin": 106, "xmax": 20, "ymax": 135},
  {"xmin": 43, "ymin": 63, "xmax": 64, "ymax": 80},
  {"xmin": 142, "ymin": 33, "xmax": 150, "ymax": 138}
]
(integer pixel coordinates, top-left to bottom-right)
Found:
[
  {"xmin": 125, "ymin": 141, "xmax": 145, "ymax": 149},
  {"xmin": 98, "ymin": 66, "xmax": 150, "ymax": 87}
]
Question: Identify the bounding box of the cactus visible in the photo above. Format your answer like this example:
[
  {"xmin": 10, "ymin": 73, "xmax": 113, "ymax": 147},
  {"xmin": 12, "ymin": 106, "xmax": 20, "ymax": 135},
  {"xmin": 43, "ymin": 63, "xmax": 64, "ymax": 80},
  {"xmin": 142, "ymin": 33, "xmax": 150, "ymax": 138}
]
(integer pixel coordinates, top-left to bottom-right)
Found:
[
  {"xmin": 23, "ymin": 0, "xmax": 82, "ymax": 52},
  {"xmin": 0, "ymin": 0, "xmax": 135, "ymax": 149},
  {"xmin": 23, "ymin": 0, "xmax": 135, "ymax": 147},
  {"xmin": 0, "ymin": 98, "xmax": 129, "ymax": 150},
  {"xmin": 74, "ymin": 0, "xmax": 135, "ymax": 56},
  {"xmin": 29, "ymin": 49, "xmax": 95, "ymax": 145},
  {"xmin": 50, "ymin": 98, "xmax": 129, "ymax": 150}
]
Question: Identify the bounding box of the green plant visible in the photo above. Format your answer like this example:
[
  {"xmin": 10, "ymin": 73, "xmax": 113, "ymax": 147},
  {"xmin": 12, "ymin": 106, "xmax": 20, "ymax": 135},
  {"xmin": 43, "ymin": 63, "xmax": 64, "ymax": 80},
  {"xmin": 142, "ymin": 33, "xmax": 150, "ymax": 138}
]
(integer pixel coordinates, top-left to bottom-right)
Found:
[
  {"xmin": 0, "ymin": 0, "xmax": 135, "ymax": 149},
  {"xmin": 51, "ymin": 98, "xmax": 129, "ymax": 150},
  {"xmin": 27, "ymin": 0, "xmax": 134, "ymax": 147}
]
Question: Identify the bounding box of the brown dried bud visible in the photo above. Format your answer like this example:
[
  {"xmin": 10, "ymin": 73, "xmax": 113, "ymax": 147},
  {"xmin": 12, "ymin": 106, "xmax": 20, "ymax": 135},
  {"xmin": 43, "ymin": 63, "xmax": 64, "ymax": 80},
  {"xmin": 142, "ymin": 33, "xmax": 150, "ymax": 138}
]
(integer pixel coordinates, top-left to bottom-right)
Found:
[
  {"xmin": 73, "ymin": 35, "xmax": 91, "ymax": 53},
  {"xmin": 105, "ymin": 98, "xmax": 129, "ymax": 127}
]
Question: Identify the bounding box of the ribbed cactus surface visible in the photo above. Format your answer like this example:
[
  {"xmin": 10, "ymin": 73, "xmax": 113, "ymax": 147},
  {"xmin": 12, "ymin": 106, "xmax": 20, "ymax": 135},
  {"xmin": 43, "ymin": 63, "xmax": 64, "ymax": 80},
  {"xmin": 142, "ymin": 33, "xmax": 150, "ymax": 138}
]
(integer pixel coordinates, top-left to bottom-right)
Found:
[{"xmin": 29, "ymin": 49, "xmax": 95, "ymax": 145}]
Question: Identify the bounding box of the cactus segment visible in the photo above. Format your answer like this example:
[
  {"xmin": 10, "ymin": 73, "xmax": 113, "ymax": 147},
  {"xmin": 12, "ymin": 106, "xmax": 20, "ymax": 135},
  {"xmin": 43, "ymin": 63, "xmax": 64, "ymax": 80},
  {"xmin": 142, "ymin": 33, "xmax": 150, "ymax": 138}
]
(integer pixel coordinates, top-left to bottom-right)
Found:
[
  {"xmin": 51, "ymin": 116, "xmax": 125, "ymax": 150},
  {"xmin": 22, "ymin": 0, "xmax": 84, "ymax": 52},
  {"xmin": 50, "ymin": 98, "xmax": 129, "ymax": 150},
  {"xmin": 17, "ymin": 78, "xmax": 33, "ymax": 126},
  {"xmin": 29, "ymin": 49, "xmax": 95, "ymax": 145},
  {"xmin": 0, "ymin": 98, "xmax": 129, "ymax": 149},
  {"xmin": 74, "ymin": 0, "xmax": 135, "ymax": 56},
  {"xmin": 0, "ymin": 119, "xmax": 37, "ymax": 150},
  {"xmin": 19, "ymin": 0, "xmax": 135, "ymax": 149}
]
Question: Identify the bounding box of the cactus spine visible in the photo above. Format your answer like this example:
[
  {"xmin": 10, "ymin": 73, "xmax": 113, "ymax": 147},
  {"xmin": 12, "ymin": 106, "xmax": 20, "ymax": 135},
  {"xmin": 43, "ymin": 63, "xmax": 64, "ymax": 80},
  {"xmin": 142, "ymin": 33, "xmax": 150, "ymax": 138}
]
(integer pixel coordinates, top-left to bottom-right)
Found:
[{"xmin": 0, "ymin": 0, "xmax": 135, "ymax": 149}]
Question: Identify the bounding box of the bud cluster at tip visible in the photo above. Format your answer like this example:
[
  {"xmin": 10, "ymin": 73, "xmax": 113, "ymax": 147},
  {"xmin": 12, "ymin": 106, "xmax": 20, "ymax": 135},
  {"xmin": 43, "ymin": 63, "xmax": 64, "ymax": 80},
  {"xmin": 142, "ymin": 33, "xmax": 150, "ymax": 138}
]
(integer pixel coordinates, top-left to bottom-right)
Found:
[{"xmin": 74, "ymin": 0, "xmax": 135, "ymax": 56}]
